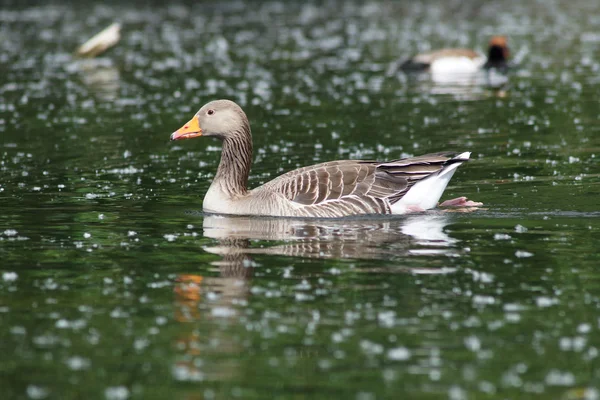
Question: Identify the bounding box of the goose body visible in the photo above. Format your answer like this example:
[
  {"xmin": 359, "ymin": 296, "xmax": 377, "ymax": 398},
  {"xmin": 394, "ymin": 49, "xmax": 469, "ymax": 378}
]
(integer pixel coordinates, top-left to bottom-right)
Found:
[
  {"xmin": 401, "ymin": 36, "xmax": 510, "ymax": 74},
  {"xmin": 170, "ymin": 100, "xmax": 479, "ymax": 218}
]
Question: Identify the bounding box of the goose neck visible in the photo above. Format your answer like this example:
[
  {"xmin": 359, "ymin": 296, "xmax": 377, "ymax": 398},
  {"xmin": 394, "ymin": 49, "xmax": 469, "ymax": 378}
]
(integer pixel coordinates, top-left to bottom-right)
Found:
[{"xmin": 214, "ymin": 130, "xmax": 252, "ymax": 196}]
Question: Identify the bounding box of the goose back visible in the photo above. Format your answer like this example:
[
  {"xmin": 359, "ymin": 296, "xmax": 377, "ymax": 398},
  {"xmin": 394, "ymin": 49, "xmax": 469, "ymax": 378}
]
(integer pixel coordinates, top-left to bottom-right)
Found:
[{"xmin": 254, "ymin": 152, "xmax": 465, "ymax": 217}]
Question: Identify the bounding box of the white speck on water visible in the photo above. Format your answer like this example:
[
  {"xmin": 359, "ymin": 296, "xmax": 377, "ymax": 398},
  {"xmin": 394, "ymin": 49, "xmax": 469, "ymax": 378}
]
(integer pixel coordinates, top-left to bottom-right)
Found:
[
  {"xmin": 360, "ymin": 340, "xmax": 383, "ymax": 355},
  {"xmin": 10, "ymin": 326, "xmax": 26, "ymax": 335},
  {"xmin": 26, "ymin": 385, "xmax": 49, "ymax": 400},
  {"xmin": 487, "ymin": 320, "xmax": 505, "ymax": 331},
  {"xmin": 148, "ymin": 281, "xmax": 171, "ymax": 289},
  {"xmin": 123, "ymin": 150, "xmax": 131, "ymax": 158},
  {"xmin": 66, "ymin": 356, "xmax": 91, "ymax": 370},
  {"xmin": 33, "ymin": 334, "xmax": 59, "ymax": 347},
  {"xmin": 479, "ymin": 381, "xmax": 496, "ymax": 394},
  {"xmin": 577, "ymin": 323, "xmax": 591, "ymax": 334},
  {"xmin": 494, "ymin": 233, "xmax": 511, "ymax": 240},
  {"xmin": 110, "ymin": 307, "xmax": 129, "ymax": 318},
  {"xmin": 104, "ymin": 386, "xmax": 129, "ymax": 400},
  {"xmin": 127, "ymin": 231, "xmax": 137, "ymax": 237},
  {"xmin": 356, "ymin": 392, "xmax": 375, "ymax": 400},
  {"xmin": 3, "ymin": 229, "xmax": 17, "ymax": 236},
  {"xmin": 83, "ymin": 232, "xmax": 91, "ymax": 239},
  {"xmin": 560, "ymin": 336, "xmax": 587, "ymax": 352},
  {"xmin": 134, "ymin": 337, "xmax": 149, "ymax": 351},
  {"xmin": 429, "ymin": 369, "xmax": 441, "ymax": 380},
  {"xmin": 295, "ymin": 293, "xmax": 314, "ymax": 301},
  {"xmin": 579, "ymin": 389, "xmax": 600, "ymax": 400},
  {"xmin": 107, "ymin": 166, "xmax": 143, "ymax": 174},
  {"xmin": 3, "ymin": 272, "xmax": 17, "ymax": 281},
  {"xmin": 211, "ymin": 306, "xmax": 236, "ymax": 318},
  {"xmin": 98, "ymin": 214, "xmax": 105, "ymax": 220},
  {"xmin": 536, "ymin": 296, "xmax": 558, "ymax": 308},
  {"xmin": 515, "ymin": 250, "xmax": 533, "ymax": 258},
  {"xmin": 545, "ymin": 369, "xmax": 575, "ymax": 386},
  {"xmin": 514, "ymin": 224, "xmax": 528, "ymax": 233},
  {"xmin": 318, "ymin": 359, "xmax": 332, "ymax": 370},
  {"xmin": 504, "ymin": 303, "xmax": 526, "ymax": 312},
  {"xmin": 295, "ymin": 280, "xmax": 311, "ymax": 291},
  {"xmin": 206, "ymin": 291, "xmax": 219, "ymax": 301},
  {"xmin": 184, "ymin": 78, "xmax": 201, "ymax": 90},
  {"xmin": 582, "ymin": 32, "xmax": 600, "ymax": 42},
  {"xmin": 387, "ymin": 347, "xmax": 411, "ymax": 361},
  {"xmin": 163, "ymin": 234, "xmax": 177, "ymax": 242},
  {"xmin": 331, "ymin": 332, "xmax": 344, "ymax": 343},
  {"xmin": 473, "ymin": 295, "xmax": 495, "ymax": 305},
  {"xmin": 85, "ymin": 193, "xmax": 98, "ymax": 199},
  {"xmin": 448, "ymin": 385, "xmax": 467, "ymax": 400},
  {"xmin": 471, "ymin": 270, "xmax": 494, "ymax": 283},
  {"xmin": 56, "ymin": 319, "xmax": 72, "ymax": 329},
  {"xmin": 78, "ymin": 305, "xmax": 93, "ymax": 313},
  {"xmin": 568, "ymin": 156, "xmax": 580, "ymax": 163},
  {"xmin": 464, "ymin": 335, "xmax": 481, "ymax": 352},
  {"xmin": 172, "ymin": 364, "xmax": 205, "ymax": 382},
  {"xmin": 377, "ymin": 311, "xmax": 395, "ymax": 327},
  {"xmin": 505, "ymin": 313, "xmax": 521, "ymax": 322}
]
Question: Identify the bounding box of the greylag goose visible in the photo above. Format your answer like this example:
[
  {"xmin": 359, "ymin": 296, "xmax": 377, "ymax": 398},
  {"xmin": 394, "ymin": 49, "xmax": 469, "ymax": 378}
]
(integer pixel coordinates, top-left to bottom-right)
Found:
[
  {"xmin": 170, "ymin": 100, "xmax": 480, "ymax": 218},
  {"xmin": 401, "ymin": 36, "xmax": 510, "ymax": 73}
]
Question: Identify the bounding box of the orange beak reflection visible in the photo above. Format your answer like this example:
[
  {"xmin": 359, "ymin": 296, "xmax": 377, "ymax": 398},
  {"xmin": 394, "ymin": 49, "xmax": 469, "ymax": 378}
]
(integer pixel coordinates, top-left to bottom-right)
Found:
[{"xmin": 170, "ymin": 116, "xmax": 202, "ymax": 141}]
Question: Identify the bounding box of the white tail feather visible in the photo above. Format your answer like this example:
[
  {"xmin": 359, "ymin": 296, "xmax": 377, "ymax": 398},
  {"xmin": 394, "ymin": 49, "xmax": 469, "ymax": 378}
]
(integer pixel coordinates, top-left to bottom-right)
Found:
[{"xmin": 391, "ymin": 152, "xmax": 470, "ymax": 214}]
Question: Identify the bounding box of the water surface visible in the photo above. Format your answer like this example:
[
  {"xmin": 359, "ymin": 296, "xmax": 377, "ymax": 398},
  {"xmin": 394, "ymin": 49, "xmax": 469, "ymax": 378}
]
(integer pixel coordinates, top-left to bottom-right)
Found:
[{"xmin": 1, "ymin": 1, "xmax": 599, "ymax": 399}]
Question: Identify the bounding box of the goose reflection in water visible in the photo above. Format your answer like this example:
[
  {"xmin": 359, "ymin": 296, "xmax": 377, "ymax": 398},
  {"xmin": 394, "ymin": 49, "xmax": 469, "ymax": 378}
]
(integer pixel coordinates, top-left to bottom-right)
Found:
[
  {"xmin": 66, "ymin": 59, "xmax": 120, "ymax": 101},
  {"xmin": 201, "ymin": 212, "xmax": 461, "ymax": 275},
  {"xmin": 405, "ymin": 69, "xmax": 509, "ymax": 100},
  {"xmin": 171, "ymin": 213, "xmax": 465, "ymax": 386}
]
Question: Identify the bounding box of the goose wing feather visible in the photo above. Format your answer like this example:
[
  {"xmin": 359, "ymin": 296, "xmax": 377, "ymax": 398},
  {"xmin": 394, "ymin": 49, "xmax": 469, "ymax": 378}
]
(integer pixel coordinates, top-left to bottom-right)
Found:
[{"xmin": 256, "ymin": 152, "xmax": 463, "ymax": 215}]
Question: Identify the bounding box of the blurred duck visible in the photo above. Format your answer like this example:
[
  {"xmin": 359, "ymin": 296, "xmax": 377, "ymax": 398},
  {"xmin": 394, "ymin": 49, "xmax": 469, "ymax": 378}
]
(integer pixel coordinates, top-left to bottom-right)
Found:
[
  {"xmin": 169, "ymin": 100, "xmax": 481, "ymax": 218},
  {"xmin": 401, "ymin": 36, "xmax": 510, "ymax": 74},
  {"xmin": 76, "ymin": 23, "xmax": 121, "ymax": 58}
]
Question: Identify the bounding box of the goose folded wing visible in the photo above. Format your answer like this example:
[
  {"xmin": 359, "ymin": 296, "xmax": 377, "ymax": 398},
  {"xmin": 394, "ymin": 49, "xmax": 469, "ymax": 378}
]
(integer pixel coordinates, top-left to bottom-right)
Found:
[{"xmin": 263, "ymin": 160, "xmax": 409, "ymax": 207}]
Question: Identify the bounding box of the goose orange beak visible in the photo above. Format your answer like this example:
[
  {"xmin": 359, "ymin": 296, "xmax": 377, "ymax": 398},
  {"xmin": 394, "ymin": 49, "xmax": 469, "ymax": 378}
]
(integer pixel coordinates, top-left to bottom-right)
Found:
[{"xmin": 170, "ymin": 116, "xmax": 202, "ymax": 141}]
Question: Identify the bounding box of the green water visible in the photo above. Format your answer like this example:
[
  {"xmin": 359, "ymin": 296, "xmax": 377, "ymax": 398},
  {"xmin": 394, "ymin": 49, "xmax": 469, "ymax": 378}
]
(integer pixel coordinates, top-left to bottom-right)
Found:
[{"xmin": 1, "ymin": 1, "xmax": 600, "ymax": 399}]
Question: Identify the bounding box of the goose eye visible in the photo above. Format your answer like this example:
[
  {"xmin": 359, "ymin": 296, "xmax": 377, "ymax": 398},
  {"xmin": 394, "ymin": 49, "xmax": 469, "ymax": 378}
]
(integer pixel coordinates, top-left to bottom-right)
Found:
[{"xmin": 207, "ymin": 109, "xmax": 215, "ymax": 115}]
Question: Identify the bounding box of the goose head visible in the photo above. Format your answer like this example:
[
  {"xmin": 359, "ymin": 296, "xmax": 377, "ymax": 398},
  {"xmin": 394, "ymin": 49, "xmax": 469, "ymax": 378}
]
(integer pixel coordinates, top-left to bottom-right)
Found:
[
  {"xmin": 486, "ymin": 35, "xmax": 510, "ymax": 65},
  {"xmin": 170, "ymin": 99, "xmax": 250, "ymax": 141}
]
